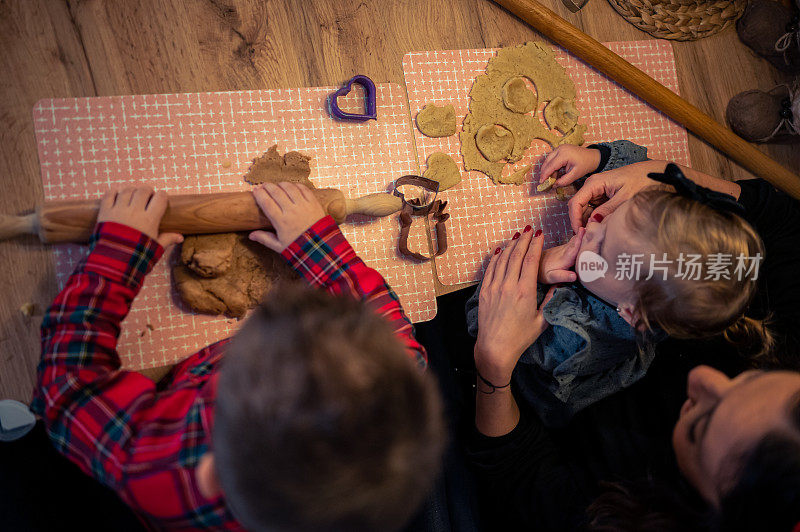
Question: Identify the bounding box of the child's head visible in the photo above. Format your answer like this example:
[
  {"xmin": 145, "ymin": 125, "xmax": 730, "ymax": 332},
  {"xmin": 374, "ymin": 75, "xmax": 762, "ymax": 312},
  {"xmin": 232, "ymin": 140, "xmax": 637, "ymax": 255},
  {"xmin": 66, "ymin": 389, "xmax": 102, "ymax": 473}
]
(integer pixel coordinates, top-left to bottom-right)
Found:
[
  {"xmin": 577, "ymin": 187, "xmax": 768, "ymax": 349},
  {"xmin": 210, "ymin": 284, "xmax": 446, "ymax": 532}
]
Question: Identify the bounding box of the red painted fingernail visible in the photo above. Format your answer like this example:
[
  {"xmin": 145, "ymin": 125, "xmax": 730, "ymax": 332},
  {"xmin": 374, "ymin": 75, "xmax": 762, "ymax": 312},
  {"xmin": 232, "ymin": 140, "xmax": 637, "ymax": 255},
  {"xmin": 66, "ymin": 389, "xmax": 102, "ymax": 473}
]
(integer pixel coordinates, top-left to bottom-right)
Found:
[
  {"xmin": 535, "ymin": 229, "xmax": 543, "ymax": 237},
  {"xmin": 512, "ymin": 232, "xmax": 520, "ymax": 240},
  {"xmin": 572, "ymin": 230, "xmax": 576, "ymax": 236},
  {"xmin": 592, "ymin": 213, "xmax": 604, "ymax": 223},
  {"xmin": 524, "ymin": 225, "xmax": 532, "ymax": 233},
  {"xmin": 494, "ymin": 247, "xmax": 501, "ymax": 254}
]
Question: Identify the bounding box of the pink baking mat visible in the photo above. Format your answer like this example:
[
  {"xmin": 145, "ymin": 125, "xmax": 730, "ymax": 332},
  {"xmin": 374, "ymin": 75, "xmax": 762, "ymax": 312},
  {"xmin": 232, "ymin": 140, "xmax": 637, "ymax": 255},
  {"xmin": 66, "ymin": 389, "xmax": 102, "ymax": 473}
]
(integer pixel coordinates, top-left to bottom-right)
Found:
[
  {"xmin": 403, "ymin": 41, "xmax": 691, "ymax": 286},
  {"xmin": 33, "ymin": 84, "xmax": 435, "ymax": 370}
]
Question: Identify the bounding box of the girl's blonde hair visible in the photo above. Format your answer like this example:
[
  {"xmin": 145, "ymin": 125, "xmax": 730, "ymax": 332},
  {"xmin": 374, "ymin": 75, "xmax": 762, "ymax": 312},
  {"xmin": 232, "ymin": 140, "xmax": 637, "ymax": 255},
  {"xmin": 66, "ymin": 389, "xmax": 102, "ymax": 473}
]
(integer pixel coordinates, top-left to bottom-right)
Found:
[{"xmin": 627, "ymin": 188, "xmax": 772, "ymax": 359}]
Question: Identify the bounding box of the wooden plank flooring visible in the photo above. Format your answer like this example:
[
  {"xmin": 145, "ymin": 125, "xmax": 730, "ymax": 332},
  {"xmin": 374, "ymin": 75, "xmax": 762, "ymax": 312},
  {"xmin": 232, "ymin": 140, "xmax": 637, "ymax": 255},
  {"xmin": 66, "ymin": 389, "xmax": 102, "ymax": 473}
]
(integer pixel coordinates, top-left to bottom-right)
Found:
[{"xmin": 0, "ymin": 0, "xmax": 795, "ymax": 401}]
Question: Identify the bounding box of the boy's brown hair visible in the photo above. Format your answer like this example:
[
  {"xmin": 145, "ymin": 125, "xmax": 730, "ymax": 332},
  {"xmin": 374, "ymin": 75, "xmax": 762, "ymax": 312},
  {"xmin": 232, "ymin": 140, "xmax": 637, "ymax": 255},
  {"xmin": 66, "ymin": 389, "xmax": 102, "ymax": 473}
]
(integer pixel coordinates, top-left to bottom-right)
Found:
[
  {"xmin": 627, "ymin": 188, "xmax": 772, "ymax": 358},
  {"xmin": 213, "ymin": 283, "xmax": 446, "ymax": 532}
]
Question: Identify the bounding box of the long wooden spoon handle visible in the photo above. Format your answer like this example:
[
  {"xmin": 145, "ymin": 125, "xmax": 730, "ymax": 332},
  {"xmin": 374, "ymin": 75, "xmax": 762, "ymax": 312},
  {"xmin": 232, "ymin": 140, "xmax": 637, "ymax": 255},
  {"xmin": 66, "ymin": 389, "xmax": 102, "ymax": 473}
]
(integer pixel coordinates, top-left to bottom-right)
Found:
[{"xmin": 492, "ymin": 0, "xmax": 800, "ymax": 199}]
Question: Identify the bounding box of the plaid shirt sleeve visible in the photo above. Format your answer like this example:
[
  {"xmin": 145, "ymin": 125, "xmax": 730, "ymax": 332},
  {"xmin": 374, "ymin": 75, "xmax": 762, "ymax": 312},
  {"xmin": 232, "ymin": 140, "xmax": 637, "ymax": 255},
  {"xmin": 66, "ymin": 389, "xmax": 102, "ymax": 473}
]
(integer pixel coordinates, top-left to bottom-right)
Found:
[
  {"xmin": 31, "ymin": 221, "xmax": 166, "ymax": 490},
  {"xmin": 281, "ymin": 216, "xmax": 428, "ymax": 369}
]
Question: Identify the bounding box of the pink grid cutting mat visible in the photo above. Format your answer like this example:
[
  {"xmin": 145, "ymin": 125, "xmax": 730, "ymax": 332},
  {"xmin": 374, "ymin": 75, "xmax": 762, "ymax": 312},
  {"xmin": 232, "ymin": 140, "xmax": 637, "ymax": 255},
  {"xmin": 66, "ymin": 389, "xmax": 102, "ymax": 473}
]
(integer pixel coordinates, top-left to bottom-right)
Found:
[
  {"xmin": 33, "ymin": 84, "xmax": 435, "ymax": 370},
  {"xmin": 403, "ymin": 40, "xmax": 691, "ymax": 286}
]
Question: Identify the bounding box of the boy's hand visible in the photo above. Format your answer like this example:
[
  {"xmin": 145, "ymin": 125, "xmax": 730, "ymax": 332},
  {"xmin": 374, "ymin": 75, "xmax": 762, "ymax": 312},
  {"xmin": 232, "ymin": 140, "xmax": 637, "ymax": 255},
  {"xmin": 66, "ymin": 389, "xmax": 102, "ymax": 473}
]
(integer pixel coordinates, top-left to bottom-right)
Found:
[
  {"xmin": 97, "ymin": 187, "xmax": 183, "ymax": 248},
  {"xmin": 249, "ymin": 182, "xmax": 327, "ymax": 252},
  {"xmin": 539, "ymin": 144, "xmax": 601, "ymax": 187},
  {"xmin": 539, "ymin": 227, "xmax": 584, "ymax": 284}
]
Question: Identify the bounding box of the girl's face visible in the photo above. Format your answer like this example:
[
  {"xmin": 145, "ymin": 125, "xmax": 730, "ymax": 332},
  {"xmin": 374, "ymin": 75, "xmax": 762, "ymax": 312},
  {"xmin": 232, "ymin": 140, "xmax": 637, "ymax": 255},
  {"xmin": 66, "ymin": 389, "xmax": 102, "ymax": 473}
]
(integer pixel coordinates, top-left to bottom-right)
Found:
[
  {"xmin": 672, "ymin": 366, "xmax": 800, "ymax": 505},
  {"xmin": 576, "ymin": 201, "xmax": 652, "ymax": 317}
]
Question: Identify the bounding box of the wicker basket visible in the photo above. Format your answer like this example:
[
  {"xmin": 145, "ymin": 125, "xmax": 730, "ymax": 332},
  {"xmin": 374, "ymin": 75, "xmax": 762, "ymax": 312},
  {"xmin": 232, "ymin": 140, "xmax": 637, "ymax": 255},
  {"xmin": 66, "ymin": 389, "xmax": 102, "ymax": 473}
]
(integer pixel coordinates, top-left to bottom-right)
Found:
[{"xmin": 606, "ymin": 0, "xmax": 747, "ymax": 41}]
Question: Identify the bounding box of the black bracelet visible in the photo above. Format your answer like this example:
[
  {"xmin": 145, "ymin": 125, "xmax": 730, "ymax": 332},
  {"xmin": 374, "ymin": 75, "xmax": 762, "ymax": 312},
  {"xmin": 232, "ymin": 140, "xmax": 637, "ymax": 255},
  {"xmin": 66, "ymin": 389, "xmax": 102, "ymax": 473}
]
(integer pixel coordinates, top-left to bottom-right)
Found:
[{"xmin": 476, "ymin": 370, "xmax": 512, "ymax": 394}]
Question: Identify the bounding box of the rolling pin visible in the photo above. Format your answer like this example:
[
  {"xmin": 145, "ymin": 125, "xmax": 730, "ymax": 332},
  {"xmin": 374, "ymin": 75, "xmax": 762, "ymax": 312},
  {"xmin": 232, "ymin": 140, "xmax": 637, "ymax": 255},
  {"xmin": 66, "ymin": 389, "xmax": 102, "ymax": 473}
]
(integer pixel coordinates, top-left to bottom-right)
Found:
[
  {"xmin": 491, "ymin": 0, "xmax": 800, "ymax": 200},
  {"xmin": 0, "ymin": 188, "xmax": 403, "ymax": 244}
]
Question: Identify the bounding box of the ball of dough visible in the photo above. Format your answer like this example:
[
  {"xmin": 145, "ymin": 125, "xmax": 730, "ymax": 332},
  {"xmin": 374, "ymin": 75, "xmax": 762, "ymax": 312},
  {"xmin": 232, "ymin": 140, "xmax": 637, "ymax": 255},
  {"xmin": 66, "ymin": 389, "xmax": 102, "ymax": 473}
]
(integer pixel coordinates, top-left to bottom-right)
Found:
[
  {"xmin": 174, "ymin": 233, "xmax": 297, "ymax": 318},
  {"xmin": 423, "ymin": 152, "xmax": 462, "ymax": 191},
  {"xmin": 544, "ymin": 97, "xmax": 579, "ymax": 135},
  {"xmin": 416, "ymin": 103, "xmax": 457, "ymax": 137},
  {"xmin": 502, "ymin": 77, "xmax": 537, "ymax": 114},
  {"xmin": 476, "ymin": 124, "xmax": 514, "ymax": 162}
]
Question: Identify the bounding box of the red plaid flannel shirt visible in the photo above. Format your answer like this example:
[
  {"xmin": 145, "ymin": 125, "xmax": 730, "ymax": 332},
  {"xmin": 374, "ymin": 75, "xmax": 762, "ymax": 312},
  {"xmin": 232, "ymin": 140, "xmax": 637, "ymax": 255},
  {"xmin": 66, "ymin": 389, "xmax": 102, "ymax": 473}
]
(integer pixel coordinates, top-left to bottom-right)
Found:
[{"xmin": 32, "ymin": 216, "xmax": 427, "ymax": 530}]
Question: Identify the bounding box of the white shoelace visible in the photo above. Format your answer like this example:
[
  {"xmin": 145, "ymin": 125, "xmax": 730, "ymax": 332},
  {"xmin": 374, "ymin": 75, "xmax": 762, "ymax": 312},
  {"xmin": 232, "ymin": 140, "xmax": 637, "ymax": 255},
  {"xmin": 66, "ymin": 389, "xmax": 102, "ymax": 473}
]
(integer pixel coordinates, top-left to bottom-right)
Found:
[
  {"xmin": 775, "ymin": 1, "xmax": 800, "ymax": 64},
  {"xmin": 756, "ymin": 84, "xmax": 799, "ymax": 142}
]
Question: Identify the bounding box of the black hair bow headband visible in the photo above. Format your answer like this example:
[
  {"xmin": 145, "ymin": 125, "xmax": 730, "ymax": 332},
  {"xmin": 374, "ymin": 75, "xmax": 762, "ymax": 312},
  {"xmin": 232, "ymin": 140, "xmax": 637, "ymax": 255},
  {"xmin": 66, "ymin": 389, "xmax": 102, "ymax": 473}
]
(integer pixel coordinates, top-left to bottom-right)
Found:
[{"xmin": 647, "ymin": 163, "xmax": 745, "ymax": 217}]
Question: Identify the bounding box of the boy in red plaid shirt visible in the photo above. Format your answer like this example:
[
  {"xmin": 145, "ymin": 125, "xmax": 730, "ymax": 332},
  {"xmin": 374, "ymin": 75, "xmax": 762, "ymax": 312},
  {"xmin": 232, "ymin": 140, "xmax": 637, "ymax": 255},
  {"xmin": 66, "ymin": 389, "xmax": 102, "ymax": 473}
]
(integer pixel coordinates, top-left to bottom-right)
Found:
[{"xmin": 32, "ymin": 183, "xmax": 446, "ymax": 531}]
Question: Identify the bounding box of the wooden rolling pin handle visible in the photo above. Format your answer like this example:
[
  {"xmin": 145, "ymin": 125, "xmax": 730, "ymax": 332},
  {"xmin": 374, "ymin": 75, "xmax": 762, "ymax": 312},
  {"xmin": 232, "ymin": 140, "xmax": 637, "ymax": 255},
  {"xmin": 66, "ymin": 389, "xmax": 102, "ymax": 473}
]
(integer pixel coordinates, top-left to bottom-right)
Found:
[
  {"xmin": 11, "ymin": 188, "xmax": 347, "ymax": 244},
  {"xmin": 344, "ymin": 192, "xmax": 404, "ymax": 217},
  {"xmin": 0, "ymin": 213, "xmax": 39, "ymax": 241}
]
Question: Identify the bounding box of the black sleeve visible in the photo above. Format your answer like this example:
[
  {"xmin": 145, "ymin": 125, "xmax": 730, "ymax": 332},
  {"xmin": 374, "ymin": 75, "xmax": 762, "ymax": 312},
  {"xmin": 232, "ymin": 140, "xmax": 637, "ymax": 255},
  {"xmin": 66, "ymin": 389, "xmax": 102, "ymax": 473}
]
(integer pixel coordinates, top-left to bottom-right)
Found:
[
  {"xmin": 465, "ymin": 408, "xmax": 591, "ymax": 531},
  {"xmin": 737, "ymin": 179, "xmax": 800, "ymax": 368},
  {"xmin": 587, "ymin": 143, "xmax": 611, "ymax": 174}
]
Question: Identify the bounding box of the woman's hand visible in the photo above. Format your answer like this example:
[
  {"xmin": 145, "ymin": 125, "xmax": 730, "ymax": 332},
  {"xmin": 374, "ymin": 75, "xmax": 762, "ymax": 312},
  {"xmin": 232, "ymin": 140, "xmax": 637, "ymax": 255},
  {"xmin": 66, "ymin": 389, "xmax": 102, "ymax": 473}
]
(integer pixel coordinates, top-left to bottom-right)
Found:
[
  {"xmin": 566, "ymin": 160, "xmax": 666, "ymax": 233},
  {"xmin": 538, "ymin": 144, "xmax": 601, "ymax": 187},
  {"xmin": 539, "ymin": 227, "xmax": 585, "ymax": 284},
  {"xmin": 475, "ymin": 226, "xmax": 554, "ymax": 386}
]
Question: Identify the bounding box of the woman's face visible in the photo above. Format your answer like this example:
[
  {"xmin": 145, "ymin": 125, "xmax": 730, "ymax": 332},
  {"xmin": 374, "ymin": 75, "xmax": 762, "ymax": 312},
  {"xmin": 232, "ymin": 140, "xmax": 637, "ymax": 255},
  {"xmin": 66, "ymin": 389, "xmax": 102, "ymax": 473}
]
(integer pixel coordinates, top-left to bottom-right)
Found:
[{"xmin": 673, "ymin": 366, "xmax": 800, "ymax": 504}]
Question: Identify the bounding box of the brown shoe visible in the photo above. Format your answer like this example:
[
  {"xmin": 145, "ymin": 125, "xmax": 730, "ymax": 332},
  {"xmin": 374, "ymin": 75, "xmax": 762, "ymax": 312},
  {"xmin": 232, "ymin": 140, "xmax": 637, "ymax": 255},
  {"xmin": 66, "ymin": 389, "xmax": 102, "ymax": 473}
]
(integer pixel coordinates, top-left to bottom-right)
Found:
[
  {"xmin": 726, "ymin": 84, "xmax": 799, "ymax": 143},
  {"xmin": 737, "ymin": 0, "xmax": 800, "ymax": 73}
]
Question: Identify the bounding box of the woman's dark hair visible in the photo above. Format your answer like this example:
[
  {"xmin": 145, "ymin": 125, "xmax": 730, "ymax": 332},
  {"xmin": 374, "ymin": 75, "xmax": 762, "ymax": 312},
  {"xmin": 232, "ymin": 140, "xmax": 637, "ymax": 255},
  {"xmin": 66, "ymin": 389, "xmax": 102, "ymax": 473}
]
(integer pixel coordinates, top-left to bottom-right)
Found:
[
  {"xmin": 586, "ymin": 479, "xmax": 706, "ymax": 532},
  {"xmin": 587, "ymin": 391, "xmax": 800, "ymax": 532},
  {"xmin": 714, "ymin": 391, "xmax": 800, "ymax": 532}
]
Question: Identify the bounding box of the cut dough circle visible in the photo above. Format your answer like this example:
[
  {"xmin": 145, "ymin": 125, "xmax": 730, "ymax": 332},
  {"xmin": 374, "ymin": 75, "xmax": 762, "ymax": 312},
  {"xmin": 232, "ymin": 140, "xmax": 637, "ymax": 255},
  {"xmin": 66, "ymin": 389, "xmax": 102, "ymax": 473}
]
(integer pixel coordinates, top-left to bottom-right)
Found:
[
  {"xmin": 544, "ymin": 97, "xmax": 579, "ymax": 135},
  {"xmin": 502, "ymin": 77, "xmax": 537, "ymax": 114},
  {"xmin": 416, "ymin": 103, "xmax": 457, "ymax": 138},
  {"xmin": 423, "ymin": 152, "xmax": 462, "ymax": 191},
  {"xmin": 476, "ymin": 124, "xmax": 514, "ymax": 162}
]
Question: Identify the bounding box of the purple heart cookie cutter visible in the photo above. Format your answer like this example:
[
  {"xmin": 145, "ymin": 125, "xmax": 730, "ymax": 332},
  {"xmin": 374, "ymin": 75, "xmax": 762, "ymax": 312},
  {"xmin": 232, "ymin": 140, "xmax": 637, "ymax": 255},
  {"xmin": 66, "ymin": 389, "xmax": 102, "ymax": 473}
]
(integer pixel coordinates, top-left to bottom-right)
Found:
[{"xmin": 328, "ymin": 75, "xmax": 377, "ymax": 121}]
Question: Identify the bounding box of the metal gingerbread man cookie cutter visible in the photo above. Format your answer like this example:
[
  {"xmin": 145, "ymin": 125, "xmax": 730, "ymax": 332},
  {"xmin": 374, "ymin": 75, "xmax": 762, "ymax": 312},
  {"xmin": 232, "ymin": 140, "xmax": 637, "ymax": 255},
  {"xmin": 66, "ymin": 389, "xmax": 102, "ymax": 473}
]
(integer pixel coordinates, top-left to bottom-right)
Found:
[{"xmin": 393, "ymin": 175, "xmax": 449, "ymax": 261}]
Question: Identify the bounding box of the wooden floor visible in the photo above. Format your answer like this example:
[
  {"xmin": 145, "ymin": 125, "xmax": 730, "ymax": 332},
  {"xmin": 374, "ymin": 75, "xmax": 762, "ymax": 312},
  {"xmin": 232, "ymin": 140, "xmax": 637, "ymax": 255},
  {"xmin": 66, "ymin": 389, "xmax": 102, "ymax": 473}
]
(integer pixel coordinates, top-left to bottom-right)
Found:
[{"xmin": 0, "ymin": 0, "xmax": 796, "ymax": 402}]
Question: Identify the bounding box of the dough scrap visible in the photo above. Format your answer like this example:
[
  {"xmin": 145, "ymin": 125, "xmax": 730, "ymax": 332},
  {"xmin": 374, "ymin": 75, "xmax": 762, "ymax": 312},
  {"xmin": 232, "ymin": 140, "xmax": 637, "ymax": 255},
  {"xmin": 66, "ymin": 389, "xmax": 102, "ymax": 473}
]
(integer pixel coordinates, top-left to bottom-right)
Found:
[
  {"xmin": 498, "ymin": 165, "xmax": 531, "ymax": 185},
  {"xmin": 556, "ymin": 186, "xmax": 575, "ymax": 201},
  {"xmin": 544, "ymin": 97, "xmax": 579, "ymax": 134},
  {"xmin": 174, "ymin": 233, "xmax": 297, "ymax": 318},
  {"xmin": 502, "ymin": 77, "xmax": 537, "ymax": 114},
  {"xmin": 476, "ymin": 124, "xmax": 514, "ymax": 162},
  {"xmin": 460, "ymin": 42, "xmax": 586, "ymax": 185},
  {"xmin": 244, "ymin": 145, "xmax": 312, "ymax": 185},
  {"xmin": 415, "ymin": 104, "xmax": 457, "ymax": 138},
  {"xmin": 423, "ymin": 152, "xmax": 462, "ymax": 191},
  {"xmin": 181, "ymin": 233, "xmax": 237, "ymax": 278},
  {"xmin": 536, "ymin": 176, "xmax": 556, "ymax": 192}
]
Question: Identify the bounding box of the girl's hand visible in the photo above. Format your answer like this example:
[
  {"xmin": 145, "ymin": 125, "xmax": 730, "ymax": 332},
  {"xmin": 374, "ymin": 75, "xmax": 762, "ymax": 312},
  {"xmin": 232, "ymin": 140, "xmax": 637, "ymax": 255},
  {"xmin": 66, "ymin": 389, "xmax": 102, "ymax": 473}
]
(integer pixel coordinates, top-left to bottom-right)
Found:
[
  {"xmin": 475, "ymin": 227, "xmax": 554, "ymax": 386},
  {"xmin": 539, "ymin": 144, "xmax": 602, "ymax": 187},
  {"xmin": 249, "ymin": 182, "xmax": 327, "ymax": 252},
  {"xmin": 97, "ymin": 187, "xmax": 183, "ymax": 248},
  {"xmin": 539, "ymin": 227, "xmax": 585, "ymax": 284}
]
